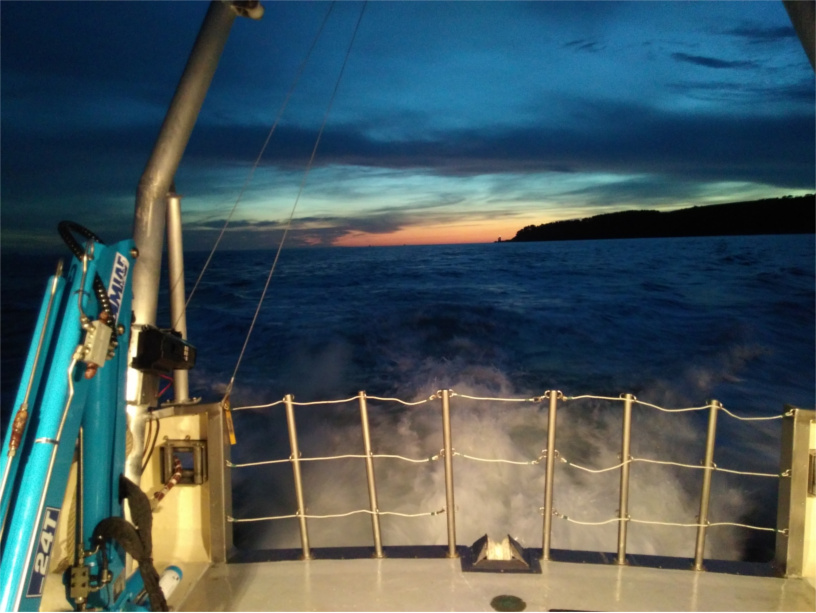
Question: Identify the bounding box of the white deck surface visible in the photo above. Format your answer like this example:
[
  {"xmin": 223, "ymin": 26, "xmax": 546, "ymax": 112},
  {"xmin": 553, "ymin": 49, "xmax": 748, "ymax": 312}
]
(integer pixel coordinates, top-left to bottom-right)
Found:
[{"xmin": 177, "ymin": 557, "xmax": 815, "ymax": 612}]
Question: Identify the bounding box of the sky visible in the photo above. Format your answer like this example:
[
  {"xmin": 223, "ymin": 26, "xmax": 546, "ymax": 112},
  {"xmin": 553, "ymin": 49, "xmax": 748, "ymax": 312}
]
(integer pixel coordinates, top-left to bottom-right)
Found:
[{"xmin": 1, "ymin": 1, "xmax": 814, "ymax": 250}]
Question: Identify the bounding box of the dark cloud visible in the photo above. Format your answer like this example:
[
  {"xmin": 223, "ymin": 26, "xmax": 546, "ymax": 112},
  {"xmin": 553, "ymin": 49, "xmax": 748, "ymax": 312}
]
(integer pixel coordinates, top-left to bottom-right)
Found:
[
  {"xmin": 4, "ymin": 97, "xmax": 812, "ymax": 230},
  {"xmin": 671, "ymin": 53, "xmax": 758, "ymax": 70},
  {"xmin": 555, "ymin": 176, "xmax": 707, "ymax": 209},
  {"xmin": 666, "ymin": 79, "xmax": 815, "ymax": 105},
  {"xmin": 121, "ymin": 98, "xmax": 808, "ymax": 193},
  {"xmin": 184, "ymin": 211, "xmax": 407, "ymax": 249},
  {"xmin": 192, "ymin": 219, "xmax": 287, "ymax": 231},
  {"xmin": 1, "ymin": 1, "xmax": 812, "ymax": 251},
  {"xmin": 563, "ymin": 39, "xmax": 605, "ymax": 53},
  {"xmin": 724, "ymin": 25, "xmax": 797, "ymax": 44},
  {"xmin": 229, "ymin": 106, "xmax": 812, "ymax": 189}
]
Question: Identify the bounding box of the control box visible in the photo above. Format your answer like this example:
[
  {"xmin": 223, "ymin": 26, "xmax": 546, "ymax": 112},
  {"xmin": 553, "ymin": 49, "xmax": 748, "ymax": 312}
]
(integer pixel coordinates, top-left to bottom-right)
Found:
[{"xmin": 131, "ymin": 326, "xmax": 196, "ymax": 374}]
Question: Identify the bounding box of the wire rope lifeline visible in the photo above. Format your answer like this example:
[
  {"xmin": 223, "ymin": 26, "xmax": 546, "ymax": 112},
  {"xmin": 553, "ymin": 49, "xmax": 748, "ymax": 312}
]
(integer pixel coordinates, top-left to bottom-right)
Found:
[
  {"xmin": 228, "ymin": 507, "xmax": 445, "ymax": 523},
  {"xmin": 555, "ymin": 451, "xmax": 781, "ymax": 478},
  {"xmin": 232, "ymin": 399, "xmax": 286, "ymax": 412},
  {"xmin": 450, "ymin": 447, "xmax": 780, "ymax": 477},
  {"xmin": 223, "ymin": 1, "xmax": 368, "ymax": 402},
  {"xmin": 180, "ymin": 3, "xmax": 337, "ymax": 329},
  {"xmin": 564, "ymin": 394, "xmax": 784, "ymax": 421},
  {"xmin": 548, "ymin": 510, "xmax": 783, "ymax": 534},
  {"xmin": 232, "ymin": 393, "xmax": 433, "ymax": 412},
  {"xmin": 227, "ymin": 446, "xmax": 777, "ymax": 478},
  {"xmin": 453, "ymin": 451, "xmax": 540, "ymax": 466},
  {"xmin": 231, "ymin": 390, "xmax": 783, "ymax": 422},
  {"xmin": 227, "ymin": 451, "xmax": 440, "ymax": 469},
  {"xmin": 452, "ymin": 392, "xmax": 535, "ymax": 403}
]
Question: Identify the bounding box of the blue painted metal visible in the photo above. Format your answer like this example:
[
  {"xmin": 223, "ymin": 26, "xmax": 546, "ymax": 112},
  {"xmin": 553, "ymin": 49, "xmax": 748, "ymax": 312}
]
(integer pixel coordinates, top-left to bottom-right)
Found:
[
  {"xmin": 1, "ymin": 254, "xmax": 91, "ymax": 612},
  {"xmin": 83, "ymin": 242, "xmax": 136, "ymax": 611},
  {"xmin": 0, "ymin": 238, "xmax": 139, "ymax": 612},
  {"xmin": 0, "ymin": 271, "xmax": 65, "ymax": 541}
]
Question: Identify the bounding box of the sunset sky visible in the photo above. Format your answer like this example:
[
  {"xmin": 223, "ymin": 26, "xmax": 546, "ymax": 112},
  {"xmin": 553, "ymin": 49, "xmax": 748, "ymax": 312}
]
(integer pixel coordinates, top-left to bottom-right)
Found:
[{"xmin": 1, "ymin": 1, "xmax": 813, "ymax": 251}]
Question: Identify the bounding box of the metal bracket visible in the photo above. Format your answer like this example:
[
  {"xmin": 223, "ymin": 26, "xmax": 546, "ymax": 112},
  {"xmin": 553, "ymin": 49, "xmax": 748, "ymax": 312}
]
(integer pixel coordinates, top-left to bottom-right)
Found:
[
  {"xmin": 161, "ymin": 440, "xmax": 207, "ymax": 485},
  {"xmin": 69, "ymin": 565, "xmax": 90, "ymax": 601}
]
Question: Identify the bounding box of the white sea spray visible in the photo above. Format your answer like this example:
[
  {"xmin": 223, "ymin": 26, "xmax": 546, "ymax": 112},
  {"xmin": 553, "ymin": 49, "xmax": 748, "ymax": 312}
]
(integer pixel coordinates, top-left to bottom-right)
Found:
[{"xmin": 166, "ymin": 236, "xmax": 814, "ymax": 559}]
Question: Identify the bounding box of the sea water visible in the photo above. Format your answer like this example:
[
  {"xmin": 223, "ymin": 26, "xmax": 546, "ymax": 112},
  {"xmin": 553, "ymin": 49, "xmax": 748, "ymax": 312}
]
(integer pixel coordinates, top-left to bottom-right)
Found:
[{"xmin": 2, "ymin": 235, "xmax": 814, "ymax": 561}]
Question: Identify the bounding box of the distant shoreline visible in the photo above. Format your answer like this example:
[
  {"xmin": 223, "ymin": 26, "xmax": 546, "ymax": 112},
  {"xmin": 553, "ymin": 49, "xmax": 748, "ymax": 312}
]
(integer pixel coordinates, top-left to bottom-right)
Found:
[{"xmin": 506, "ymin": 195, "xmax": 815, "ymax": 243}]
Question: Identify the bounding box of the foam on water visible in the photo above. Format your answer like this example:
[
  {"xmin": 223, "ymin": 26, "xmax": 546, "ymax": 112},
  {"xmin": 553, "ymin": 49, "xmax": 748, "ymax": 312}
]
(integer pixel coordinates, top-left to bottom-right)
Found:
[
  {"xmin": 191, "ymin": 237, "xmax": 813, "ymax": 561},
  {"xmin": 228, "ymin": 364, "xmax": 761, "ymax": 560},
  {"xmin": 2, "ymin": 235, "xmax": 813, "ymax": 562}
]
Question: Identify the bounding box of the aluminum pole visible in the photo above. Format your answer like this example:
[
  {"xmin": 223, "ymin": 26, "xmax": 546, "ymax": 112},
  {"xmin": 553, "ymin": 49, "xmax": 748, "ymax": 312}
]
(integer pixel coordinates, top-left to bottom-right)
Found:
[
  {"xmin": 542, "ymin": 391, "xmax": 559, "ymax": 560},
  {"xmin": 126, "ymin": 1, "xmax": 243, "ymax": 484},
  {"xmin": 693, "ymin": 399, "xmax": 720, "ymax": 570},
  {"xmin": 131, "ymin": 1, "xmax": 238, "ymax": 327},
  {"xmin": 358, "ymin": 392, "xmax": 384, "ymax": 558},
  {"xmin": 441, "ymin": 390, "xmax": 457, "ymax": 558},
  {"xmin": 166, "ymin": 190, "xmax": 190, "ymax": 403},
  {"xmin": 616, "ymin": 393, "xmax": 634, "ymax": 564}
]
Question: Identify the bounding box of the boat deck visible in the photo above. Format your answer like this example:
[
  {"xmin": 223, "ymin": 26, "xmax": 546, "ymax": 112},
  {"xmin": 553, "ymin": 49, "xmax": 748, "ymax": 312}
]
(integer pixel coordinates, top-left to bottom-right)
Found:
[{"xmin": 175, "ymin": 551, "xmax": 815, "ymax": 612}]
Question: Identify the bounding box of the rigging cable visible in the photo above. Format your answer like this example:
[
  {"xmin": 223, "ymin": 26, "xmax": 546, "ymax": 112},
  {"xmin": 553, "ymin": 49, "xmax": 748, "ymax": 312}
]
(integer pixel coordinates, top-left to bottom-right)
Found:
[
  {"xmin": 225, "ymin": 0, "xmax": 369, "ymax": 399},
  {"xmin": 177, "ymin": 1, "xmax": 338, "ymax": 330}
]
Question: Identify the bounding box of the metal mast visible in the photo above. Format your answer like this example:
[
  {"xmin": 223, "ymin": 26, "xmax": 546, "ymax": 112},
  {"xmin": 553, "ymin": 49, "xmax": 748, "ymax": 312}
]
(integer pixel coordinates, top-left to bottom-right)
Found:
[{"xmin": 125, "ymin": 1, "xmax": 262, "ymax": 483}]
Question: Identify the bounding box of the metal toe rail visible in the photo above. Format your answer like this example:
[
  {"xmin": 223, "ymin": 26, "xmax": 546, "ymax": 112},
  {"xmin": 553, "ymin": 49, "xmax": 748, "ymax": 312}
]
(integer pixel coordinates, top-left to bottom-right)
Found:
[{"xmin": 216, "ymin": 389, "xmax": 812, "ymax": 576}]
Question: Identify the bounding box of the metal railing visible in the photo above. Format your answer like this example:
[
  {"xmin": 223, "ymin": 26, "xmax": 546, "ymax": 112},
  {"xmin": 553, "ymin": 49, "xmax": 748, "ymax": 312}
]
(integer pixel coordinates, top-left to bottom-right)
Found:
[{"xmin": 212, "ymin": 389, "xmax": 812, "ymax": 575}]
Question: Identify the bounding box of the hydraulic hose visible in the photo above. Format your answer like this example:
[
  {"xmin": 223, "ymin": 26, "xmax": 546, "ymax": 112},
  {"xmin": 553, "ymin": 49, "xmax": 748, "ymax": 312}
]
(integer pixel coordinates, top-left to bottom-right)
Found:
[{"xmin": 57, "ymin": 220, "xmax": 116, "ymax": 330}]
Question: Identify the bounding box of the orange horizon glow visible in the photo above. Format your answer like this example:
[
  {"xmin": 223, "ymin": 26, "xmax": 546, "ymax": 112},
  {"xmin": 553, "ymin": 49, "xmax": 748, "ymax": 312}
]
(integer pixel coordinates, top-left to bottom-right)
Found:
[{"xmin": 332, "ymin": 218, "xmax": 535, "ymax": 247}]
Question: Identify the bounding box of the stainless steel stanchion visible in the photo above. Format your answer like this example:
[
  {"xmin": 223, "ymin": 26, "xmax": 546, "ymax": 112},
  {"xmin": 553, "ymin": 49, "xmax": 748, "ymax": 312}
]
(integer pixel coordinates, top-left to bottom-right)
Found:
[
  {"xmin": 441, "ymin": 390, "xmax": 457, "ymax": 558},
  {"xmin": 693, "ymin": 399, "xmax": 720, "ymax": 570},
  {"xmin": 542, "ymin": 391, "xmax": 559, "ymax": 560},
  {"xmin": 166, "ymin": 190, "xmax": 189, "ymax": 403},
  {"xmin": 359, "ymin": 392, "xmax": 384, "ymax": 558},
  {"xmin": 616, "ymin": 393, "xmax": 634, "ymax": 564},
  {"xmin": 284, "ymin": 394, "xmax": 311, "ymax": 559}
]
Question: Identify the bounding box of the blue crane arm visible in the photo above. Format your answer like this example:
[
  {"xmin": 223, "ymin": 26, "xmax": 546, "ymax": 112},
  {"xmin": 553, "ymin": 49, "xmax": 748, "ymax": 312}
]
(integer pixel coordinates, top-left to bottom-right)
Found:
[{"xmin": 0, "ymin": 237, "xmax": 149, "ymax": 612}]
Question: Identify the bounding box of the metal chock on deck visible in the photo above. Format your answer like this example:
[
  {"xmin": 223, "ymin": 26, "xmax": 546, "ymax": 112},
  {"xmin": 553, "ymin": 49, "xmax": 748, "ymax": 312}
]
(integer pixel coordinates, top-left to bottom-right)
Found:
[{"xmin": 461, "ymin": 535, "xmax": 541, "ymax": 574}]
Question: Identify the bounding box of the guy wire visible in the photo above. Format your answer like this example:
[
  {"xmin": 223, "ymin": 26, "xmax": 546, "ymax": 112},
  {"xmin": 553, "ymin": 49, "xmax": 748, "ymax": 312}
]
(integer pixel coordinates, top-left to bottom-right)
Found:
[
  {"xmin": 178, "ymin": 2, "xmax": 338, "ymax": 330},
  {"xmin": 226, "ymin": 1, "xmax": 369, "ymax": 398}
]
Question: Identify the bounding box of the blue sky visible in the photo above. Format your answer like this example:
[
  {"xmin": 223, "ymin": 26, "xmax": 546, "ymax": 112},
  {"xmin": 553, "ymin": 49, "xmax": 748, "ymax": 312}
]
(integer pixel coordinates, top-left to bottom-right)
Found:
[{"xmin": 1, "ymin": 1, "xmax": 813, "ymax": 250}]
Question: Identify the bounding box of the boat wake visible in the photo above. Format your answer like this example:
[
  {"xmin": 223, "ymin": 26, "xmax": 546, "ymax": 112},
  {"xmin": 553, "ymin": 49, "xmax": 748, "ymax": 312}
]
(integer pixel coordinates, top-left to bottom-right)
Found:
[{"xmin": 229, "ymin": 367, "xmax": 767, "ymax": 562}]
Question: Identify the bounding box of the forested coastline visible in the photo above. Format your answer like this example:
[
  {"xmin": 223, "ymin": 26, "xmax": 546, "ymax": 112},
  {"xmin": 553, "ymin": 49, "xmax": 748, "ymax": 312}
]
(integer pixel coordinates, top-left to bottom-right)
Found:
[{"xmin": 509, "ymin": 195, "xmax": 815, "ymax": 242}]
